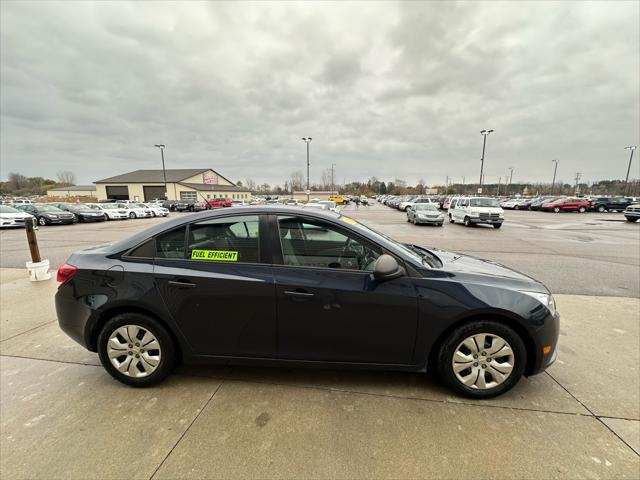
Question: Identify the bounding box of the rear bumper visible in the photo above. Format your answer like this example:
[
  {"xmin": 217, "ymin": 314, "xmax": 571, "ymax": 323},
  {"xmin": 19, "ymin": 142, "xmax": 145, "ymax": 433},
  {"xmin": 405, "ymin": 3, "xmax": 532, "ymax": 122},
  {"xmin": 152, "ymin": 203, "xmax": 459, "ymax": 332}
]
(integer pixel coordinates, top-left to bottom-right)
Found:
[{"xmin": 55, "ymin": 286, "xmax": 93, "ymax": 349}]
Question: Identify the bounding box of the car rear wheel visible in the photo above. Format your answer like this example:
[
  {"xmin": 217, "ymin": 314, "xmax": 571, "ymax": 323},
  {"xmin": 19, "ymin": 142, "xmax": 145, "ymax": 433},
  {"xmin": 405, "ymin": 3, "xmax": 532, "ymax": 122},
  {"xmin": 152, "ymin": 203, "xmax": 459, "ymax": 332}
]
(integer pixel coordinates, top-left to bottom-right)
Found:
[
  {"xmin": 578, "ymin": 206, "xmax": 586, "ymax": 213},
  {"xmin": 597, "ymin": 206, "xmax": 606, "ymax": 212},
  {"xmin": 437, "ymin": 321, "xmax": 526, "ymax": 398},
  {"xmin": 98, "ymin": 313, "xmax": 175, "ymax": 387}
]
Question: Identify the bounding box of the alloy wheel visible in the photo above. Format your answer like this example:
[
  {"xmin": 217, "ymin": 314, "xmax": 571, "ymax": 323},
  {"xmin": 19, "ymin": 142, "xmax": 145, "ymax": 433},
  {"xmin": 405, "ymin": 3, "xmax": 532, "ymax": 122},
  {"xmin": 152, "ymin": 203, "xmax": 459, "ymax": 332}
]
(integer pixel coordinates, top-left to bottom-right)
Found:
[
  {"xmin": 451, "ymin": 333, "xmax": 515, "ymax": 390},
  {"xmin": 107, "ymin": 325, "xmax": 161, "ymax": 378}
]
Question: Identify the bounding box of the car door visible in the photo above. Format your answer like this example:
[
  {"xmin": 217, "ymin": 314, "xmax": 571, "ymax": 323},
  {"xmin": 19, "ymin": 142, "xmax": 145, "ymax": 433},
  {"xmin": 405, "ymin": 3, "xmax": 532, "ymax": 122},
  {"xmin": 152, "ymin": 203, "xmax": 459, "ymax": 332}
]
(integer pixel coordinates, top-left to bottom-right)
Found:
[
  {"xmin": 270, "ymin": 214, "xmax": 418, "ymax": 364},
  {"xmin": 152, "ymin": 214, "xmax": 278, "ymax": 358}
]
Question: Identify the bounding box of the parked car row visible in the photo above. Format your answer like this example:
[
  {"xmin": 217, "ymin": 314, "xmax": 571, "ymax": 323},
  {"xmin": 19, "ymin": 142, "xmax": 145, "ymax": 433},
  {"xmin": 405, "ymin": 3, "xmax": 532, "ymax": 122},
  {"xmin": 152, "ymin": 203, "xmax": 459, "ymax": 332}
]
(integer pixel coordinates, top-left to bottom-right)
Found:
[
  {"xmin": 2, "ymin": 202, "xmax": 170, "ymax": 227},
  {"xmin": 499, "ymin": 195, "xmax": 636, "ymax": 213}
]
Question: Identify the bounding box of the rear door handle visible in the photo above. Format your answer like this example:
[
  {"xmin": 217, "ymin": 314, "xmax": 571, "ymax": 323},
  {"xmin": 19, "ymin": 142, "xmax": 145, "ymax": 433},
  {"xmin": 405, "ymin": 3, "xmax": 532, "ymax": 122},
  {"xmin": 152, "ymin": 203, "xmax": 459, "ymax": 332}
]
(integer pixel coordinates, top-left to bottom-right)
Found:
[
  {"xmin": 168, "ymin": 280, "xmax": 197, "ymax": 288},
  {"xmin": 284, "ymin": 290, "xmax": 314, "ymax": 298}
]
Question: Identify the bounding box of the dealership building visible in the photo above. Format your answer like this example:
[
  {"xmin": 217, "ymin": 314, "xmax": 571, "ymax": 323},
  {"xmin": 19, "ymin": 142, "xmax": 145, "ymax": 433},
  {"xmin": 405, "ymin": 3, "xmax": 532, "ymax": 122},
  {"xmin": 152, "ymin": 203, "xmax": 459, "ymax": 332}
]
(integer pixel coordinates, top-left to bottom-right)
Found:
[{"xmin": 94, "ymin": 168, "xmax": 251, "ymax": 202}]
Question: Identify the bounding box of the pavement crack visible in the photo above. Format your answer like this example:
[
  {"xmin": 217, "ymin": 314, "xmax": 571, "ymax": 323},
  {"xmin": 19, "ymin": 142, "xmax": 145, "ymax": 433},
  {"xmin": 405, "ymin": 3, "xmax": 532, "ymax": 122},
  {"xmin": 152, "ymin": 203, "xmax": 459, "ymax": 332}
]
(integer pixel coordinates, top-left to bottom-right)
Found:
[
  {"xmin": 149, "ymin": 380, "xmax": 226, "ymax": 480},
  {"xmin": 545, "ymin": 371, "xmax": 640, "ymax": 457},
  {"xmin": 0, "ymin": 319, "xmax": 58, "ymax": 343}
]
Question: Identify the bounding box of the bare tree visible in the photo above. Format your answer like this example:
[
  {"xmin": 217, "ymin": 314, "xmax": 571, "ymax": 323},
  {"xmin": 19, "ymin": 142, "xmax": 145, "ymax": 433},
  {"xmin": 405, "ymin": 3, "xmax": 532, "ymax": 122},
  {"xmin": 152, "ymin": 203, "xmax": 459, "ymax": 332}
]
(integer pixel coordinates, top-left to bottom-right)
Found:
[
  {"xmin": 244, "ymin": 178, "xmax": 257, "ymax": 191},
  {"xmin": 321, "ymin": 168, "xmax": 333, "ymax": 190},
  {"xmin": 56, "ymin": 170, "xmax": 76, "ymax": 186},
  {"xmin": 289, "ymin": 170, "xmax": 305, "ymax": 191},
  {"xmin": 8, "ymin": 172, "xmax": 28, "ymax": 189}
]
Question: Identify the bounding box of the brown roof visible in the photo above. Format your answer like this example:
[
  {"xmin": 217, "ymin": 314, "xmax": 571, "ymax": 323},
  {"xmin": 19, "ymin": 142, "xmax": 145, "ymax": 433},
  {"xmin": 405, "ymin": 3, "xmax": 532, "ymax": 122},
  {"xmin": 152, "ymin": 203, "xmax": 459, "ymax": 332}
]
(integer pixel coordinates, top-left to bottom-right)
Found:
[
  {"xmin": 178, "ymin": 183, "xmax": 250, "ymax": 192},
  {"xmin": 95, "ymin": 169, "xmax": 211, "ymax": 184}
]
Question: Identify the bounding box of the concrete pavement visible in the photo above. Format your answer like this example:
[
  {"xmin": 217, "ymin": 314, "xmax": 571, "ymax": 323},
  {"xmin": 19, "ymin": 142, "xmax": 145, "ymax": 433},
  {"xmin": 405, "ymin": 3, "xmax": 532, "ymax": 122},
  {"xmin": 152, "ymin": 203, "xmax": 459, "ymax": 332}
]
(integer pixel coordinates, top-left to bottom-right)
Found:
[{"xmin": 1, "ymin": 268, "xmax": 638, "ymax": 479}]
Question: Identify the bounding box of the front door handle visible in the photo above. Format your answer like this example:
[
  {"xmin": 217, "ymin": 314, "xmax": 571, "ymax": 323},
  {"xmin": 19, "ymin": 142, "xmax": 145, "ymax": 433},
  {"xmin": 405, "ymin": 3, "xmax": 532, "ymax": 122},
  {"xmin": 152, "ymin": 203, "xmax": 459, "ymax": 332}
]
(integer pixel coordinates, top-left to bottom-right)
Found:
[
  {"xmin": 168, "ymin": 280, "xmax": 197, "ymax": 289},
  {"xmin": 284, "ymin": 290, "xmax": 314, "ymax": 298}
]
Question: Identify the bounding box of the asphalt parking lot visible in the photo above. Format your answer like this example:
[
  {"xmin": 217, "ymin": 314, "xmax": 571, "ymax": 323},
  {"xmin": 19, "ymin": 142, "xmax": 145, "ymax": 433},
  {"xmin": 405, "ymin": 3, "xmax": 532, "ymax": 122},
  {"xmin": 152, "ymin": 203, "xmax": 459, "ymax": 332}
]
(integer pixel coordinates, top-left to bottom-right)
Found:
[{"xmin": 1, "ymin": 204, "xmax": 639, "ymax": 479}]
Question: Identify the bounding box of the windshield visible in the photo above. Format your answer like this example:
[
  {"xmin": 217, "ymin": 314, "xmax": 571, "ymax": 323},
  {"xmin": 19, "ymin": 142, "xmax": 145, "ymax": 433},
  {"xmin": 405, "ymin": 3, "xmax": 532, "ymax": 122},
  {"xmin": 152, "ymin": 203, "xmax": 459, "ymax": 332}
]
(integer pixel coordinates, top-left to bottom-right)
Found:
[
  {"xmin": 414, "ymin": 203, "xmax": 438, "ymax": 211},
  {"xmin": 0, "ymin": 205, "xmax": 20, "ymax": 213},
  {"xmin": 319, "ymin": 201, "xmax": 336, "ymax": 208},
  {"xmin": 38, "ymin": 205, "xmax": 63, "ymax": 212},
  {"xmin": 469, "ymin": 198, "xmax": 499, "ymax": 207}
]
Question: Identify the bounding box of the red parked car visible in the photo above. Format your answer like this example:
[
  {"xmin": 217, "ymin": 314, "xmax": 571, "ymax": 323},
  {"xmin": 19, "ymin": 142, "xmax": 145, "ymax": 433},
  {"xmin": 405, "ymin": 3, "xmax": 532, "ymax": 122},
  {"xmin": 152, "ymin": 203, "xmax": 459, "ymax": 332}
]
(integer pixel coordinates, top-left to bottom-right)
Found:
[
  {"xmin": 202, "ymin": 197, "xmax": 232, "ymax": 209},
  {"xmin": 541, "ymin": 197, "xmax": 589, "ymax": 213}
]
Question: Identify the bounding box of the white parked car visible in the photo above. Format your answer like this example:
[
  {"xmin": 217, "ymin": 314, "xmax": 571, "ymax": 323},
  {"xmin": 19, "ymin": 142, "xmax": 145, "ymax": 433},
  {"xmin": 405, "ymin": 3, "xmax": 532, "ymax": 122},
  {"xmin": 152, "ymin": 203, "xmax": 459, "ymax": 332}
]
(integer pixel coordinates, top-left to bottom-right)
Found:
[
  {"xmin": 11, "ymin": 199, "xmax": 34, "ymax": 206},
  {"xmin": 85, "ymin": 203, "xmax": 130, "ymax": 220},
  {"xmin": 500, "ymin": 199, "xmax": 520, "ymax": 209},
  {"xmin": 0, "ymin": 205, "xmax": 35, "ymax": 228},
  {"xmin": 116, "ymin": 202, "xmax": 153, "ymax": 218},
  {"xmin": 141, "ymin": 203, "xmax": 169, "ymax": 217},
  {"xmin": 401, "ymin": 197, "xmax": 434, "ymax": 211},
  {"xmin": 448, "ymin": 197, "xmax": 505, "ymax": 228}
]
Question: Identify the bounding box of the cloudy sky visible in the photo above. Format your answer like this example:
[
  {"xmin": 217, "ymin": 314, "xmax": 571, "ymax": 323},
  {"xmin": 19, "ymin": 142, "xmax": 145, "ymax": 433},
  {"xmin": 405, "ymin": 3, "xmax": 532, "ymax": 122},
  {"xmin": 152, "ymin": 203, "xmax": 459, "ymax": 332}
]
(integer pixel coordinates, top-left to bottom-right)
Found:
[{"xmin": 1, "ymin": 1, "xmax": 638, "ymax": 187}]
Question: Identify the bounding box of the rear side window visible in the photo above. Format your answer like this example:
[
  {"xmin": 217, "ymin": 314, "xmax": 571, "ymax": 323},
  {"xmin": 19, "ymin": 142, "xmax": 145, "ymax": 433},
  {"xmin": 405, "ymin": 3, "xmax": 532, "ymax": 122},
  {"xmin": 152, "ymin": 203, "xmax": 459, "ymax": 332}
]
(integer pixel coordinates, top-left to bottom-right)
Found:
[
  {"xmin": 156, "ymin": 227, "xmax": 186, "ymax": 258},
  {"xmin": 187, "ymin": 215, "xmax": 260, "ymax": 263}
]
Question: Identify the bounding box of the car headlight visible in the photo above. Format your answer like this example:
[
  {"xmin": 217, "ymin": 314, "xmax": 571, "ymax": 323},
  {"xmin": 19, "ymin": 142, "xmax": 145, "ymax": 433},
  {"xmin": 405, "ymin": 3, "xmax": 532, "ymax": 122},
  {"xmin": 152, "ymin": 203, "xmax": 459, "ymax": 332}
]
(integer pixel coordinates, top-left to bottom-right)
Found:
[
  {"xmin": 468, "ymin": 210, "xmax": 479, "ymax": 217},
  {"xmin": 520, "ymin": 290, "xmax": 556, "ymax": 315},
  {"xmin": 49, "ymin": 214, "xmax": 58, "ymax": 218}
]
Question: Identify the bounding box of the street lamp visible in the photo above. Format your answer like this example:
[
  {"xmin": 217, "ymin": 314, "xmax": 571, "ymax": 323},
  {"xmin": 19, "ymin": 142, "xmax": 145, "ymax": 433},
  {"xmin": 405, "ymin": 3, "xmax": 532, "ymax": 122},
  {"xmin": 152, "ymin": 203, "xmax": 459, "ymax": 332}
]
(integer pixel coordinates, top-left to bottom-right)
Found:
[
  {"xmin": 478, "ymin": 129, "xmax": 493, "ymax": 193},
  {"xmin": 624, "ymin": 146, "xmax": 637, "ymax": 193},
  {"xmin": 551, "ymin": 159, "xmax": 559, "ymax": 194},
  {"xmin": 331, "ymin": 163, "xmax": 336, "ymax": 196},
  {"xmin": 302, "ymin": 137, "xmax": 312, "ymax": 201},
  {"xmin": 154, "ymin": 144, "xmax": 167, "ymax": 199}
]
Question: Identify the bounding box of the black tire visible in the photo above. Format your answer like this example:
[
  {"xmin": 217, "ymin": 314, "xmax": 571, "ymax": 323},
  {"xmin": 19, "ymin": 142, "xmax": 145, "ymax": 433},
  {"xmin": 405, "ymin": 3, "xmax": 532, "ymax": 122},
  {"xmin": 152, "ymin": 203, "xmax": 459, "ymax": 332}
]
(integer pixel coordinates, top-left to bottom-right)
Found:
[
  {"xmin": 464, "ymin": 216, "xmax": 472, "ymax": 227},
  {"xmin": 553, "ymin": 207, "xmax": 560, "ymax": 213},
  {"xmin": 436, "ymin": 320, "xmax": 526, "ymax": 398},
  {"xmin": 97, "ymin": 313, "xmax": 175, "ymax": 387},
  {"xmin": 38, "ymin": 216, "xmax": 47, "ymax": 226},
  {"xmin": 514, "ymin": 205, "xmax": 519, "ymax": 210},
  {"xmin": 597, "ymin": 205, "xmax": 606, "ymax": 213},
  {"xmin": 578, "ymin": 207, "xmax": 586, "ymax": 213},
  {"xmin": 493, "ymin": 223, "xmax": 502, "ymax": 229},
  {"xmin": 449, "ymin": 215, "xmax": 454, "ymax": 224},
  {"xmin": 437, "ymin": 223, "xmax": 443, "ymax": 227},
  {"xmin": 129, "ymin": 212, "xmax": 136, "ymax": 219},
  {"xmin": 626, "ymin": 217, "xmax": 638, "ymax": 223}
]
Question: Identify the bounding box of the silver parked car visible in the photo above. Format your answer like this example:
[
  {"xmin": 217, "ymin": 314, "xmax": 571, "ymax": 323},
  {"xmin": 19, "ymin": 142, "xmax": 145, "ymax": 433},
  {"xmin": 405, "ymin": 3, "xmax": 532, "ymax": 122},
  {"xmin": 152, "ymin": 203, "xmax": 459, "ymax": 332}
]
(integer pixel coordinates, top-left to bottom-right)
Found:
[{"xmin": 407, "ymin": 203, "xmax": 444, "ymax": 226}]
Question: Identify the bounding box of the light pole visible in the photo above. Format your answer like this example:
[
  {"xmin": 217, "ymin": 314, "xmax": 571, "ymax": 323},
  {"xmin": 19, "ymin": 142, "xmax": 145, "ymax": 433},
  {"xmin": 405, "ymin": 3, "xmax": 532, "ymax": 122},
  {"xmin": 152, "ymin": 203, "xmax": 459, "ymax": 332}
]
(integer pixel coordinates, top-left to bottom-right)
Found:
[
  {"xmin": 507, "ymin": 167, "xmax": 513, "ymax": 195},
  {"xmin": 302, "ymin": 137, "xmax": 312, "ymax": 202},
  {"xmin": 624, "ymin": 146, "xmax": 637, "ymax": 193},
  {"xmin": 331, "ymin": 163, "xmax": 336, "ymax": 196},
  {"xmin": 551, "ymin": 159, "xmax": 559, "ymax": 194},
  {"xmin": 479, "ymin": 129, "xmax": 494, "ymax": 193},
  {"xmin": 154, "ymin": 144, "xmax": 167, "ymax": 199}
]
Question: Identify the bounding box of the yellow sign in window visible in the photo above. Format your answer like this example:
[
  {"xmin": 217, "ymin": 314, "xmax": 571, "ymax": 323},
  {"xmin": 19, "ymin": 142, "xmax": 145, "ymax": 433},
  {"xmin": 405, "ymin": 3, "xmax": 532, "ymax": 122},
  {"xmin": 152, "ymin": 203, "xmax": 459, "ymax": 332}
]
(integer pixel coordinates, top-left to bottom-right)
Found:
[{"xmin": 191, "ymin": 250, "xmax": 239, "ymax": 261}]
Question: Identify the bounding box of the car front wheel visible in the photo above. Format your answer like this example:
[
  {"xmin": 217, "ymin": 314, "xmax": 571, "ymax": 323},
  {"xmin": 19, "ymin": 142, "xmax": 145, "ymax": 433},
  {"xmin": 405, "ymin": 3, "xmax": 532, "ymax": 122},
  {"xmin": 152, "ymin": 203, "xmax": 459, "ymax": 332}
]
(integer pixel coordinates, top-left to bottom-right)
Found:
[
  {"xmin": 98, "ymin": 313, "xmax": 175, "ymax": 387},
  {"xmin": 464, "ymin": 216, "xmax": 472, "ymax": 227},
  {"xmin": 38, "ymin": 216, "xmax": 47, "ymax": 226},
  {"xmin": 578, "ymin": 206, "xmax": 586, "ymax": 213},
  {"xmin": 437, "ymin": 321, "xmax": 526, "ymax": 398},
  {"xmin": 129, "ymin": 212, "xmax": 136, "ymax": 219},
  {"xmin": 553, "ymin": 207, "xmax": 560, "ymax": 213},
  {"xmin": 598, "ymin": 206, "xmax": 607, "ymax": 212}
]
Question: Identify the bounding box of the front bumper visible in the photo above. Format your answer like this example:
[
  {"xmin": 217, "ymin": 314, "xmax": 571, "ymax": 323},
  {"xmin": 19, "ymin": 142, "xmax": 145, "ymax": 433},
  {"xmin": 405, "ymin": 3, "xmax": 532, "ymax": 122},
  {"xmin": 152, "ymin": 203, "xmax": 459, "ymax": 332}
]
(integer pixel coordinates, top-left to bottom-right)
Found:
[
  {"xmin": 80, "ymin": 215, "xmax": 106, "ymax": 222},
  {"xmin": 47, "ymin": 217, "xmax": 76, "ymax": 224},
  {"xmin": 468, "ymin": 217, "xmax": 504, "ymax": 225},
  {"xmin": 414, "ymin": 216, "xmax": 444, "ymax": 224},
  {"xmin": 530, "ymin": 310, "xmax": 560, "ymax": 375},
  {"xmin": 624, "ymin": 211, "xmax": 640, "ymax": 220}
]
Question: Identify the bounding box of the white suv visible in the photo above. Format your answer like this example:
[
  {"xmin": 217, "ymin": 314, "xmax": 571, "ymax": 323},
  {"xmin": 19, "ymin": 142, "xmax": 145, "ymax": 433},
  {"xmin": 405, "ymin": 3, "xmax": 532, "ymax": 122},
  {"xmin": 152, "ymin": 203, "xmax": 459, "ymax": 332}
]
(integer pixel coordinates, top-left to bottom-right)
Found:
[{"xmin": 449, "ymin": 197, "xmax": 504, "ymax": 228}]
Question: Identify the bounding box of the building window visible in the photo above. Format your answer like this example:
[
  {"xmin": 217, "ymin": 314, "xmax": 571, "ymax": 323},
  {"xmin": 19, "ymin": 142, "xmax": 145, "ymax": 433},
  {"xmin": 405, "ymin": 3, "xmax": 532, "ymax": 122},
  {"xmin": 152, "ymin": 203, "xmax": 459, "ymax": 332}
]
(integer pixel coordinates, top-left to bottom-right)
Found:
[{"xmin": 180, "ymin": 191, "xmax": 197, "ymax": 201}]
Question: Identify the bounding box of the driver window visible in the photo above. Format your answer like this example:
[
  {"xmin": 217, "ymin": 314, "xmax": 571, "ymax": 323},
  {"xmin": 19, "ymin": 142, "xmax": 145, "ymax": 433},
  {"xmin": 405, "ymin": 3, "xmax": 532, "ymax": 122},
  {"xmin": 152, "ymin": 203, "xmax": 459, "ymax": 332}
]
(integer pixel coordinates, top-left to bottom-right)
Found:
[{"xmin": 278, "ymin": 216, "xmax": 381, "ymax": 271}]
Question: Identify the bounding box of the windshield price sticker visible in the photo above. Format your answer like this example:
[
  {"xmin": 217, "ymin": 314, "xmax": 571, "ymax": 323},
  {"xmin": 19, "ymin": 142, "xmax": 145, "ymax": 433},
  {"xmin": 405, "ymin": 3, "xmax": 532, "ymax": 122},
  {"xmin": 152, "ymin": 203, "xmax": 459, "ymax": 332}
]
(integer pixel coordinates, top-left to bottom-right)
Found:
[
  {"xmin": 191, "ymin": 250, "xmax": 238, "ymax": 261},
  {"xmin": 340, "ymin": 216, "xmax": 358, "ymax": 225}
]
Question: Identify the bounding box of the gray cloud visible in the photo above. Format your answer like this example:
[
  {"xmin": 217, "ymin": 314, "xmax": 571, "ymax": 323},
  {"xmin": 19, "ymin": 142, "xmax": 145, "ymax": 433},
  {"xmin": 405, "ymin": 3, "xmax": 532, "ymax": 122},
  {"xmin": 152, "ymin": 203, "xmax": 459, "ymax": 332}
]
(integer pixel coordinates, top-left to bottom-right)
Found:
[{"xmin": 1, "ymin": 1, "xmax": 638, "ymax": 187}]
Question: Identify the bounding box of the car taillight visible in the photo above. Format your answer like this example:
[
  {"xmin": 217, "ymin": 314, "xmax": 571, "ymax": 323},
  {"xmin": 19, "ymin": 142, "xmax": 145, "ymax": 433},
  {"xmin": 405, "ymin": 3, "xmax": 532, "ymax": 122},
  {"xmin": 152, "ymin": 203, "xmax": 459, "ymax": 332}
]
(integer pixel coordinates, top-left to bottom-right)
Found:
[{"xmin": 57, "ymin": 263, "xmax": 77, "ymax": 287}]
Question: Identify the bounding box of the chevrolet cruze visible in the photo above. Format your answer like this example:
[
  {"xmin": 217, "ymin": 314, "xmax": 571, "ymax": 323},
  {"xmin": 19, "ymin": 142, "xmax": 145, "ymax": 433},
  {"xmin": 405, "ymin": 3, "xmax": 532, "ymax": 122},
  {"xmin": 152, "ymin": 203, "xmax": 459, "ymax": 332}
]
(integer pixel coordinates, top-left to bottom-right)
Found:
[{"xmin": 55, "ymin": 206, "xmax": 559, "ymax": 398}]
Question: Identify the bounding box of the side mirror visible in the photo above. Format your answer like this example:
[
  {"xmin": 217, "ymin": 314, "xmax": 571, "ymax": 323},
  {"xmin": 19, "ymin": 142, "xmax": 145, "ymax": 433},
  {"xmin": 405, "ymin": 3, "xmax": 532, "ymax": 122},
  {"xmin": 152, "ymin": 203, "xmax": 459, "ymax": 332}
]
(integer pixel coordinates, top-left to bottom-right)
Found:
[{"xmin": 373, "ymin": 254, "xmax": 405, "ymax": 281}]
